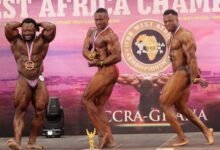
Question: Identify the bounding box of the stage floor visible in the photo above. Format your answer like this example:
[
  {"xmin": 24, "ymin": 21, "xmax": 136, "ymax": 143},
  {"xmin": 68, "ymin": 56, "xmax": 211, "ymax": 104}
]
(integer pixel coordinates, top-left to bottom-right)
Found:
[{"xmin": 1, "ymin": 132, "xmax": 220, "ymax": 150}]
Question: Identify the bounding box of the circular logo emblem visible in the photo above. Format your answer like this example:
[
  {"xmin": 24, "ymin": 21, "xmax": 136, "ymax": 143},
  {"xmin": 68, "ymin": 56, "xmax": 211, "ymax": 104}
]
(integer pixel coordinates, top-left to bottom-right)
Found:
[{"xmin": 121, "ymin": 19, "xmax": 170, "ymax": 74}]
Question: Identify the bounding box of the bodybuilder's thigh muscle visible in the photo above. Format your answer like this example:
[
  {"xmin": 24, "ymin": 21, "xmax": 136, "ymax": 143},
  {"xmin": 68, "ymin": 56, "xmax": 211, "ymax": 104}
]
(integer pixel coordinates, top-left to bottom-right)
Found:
[
  {"xmin": 160, "ymin": 70, "xmax": 189, "ymax": 105},
  {"xmin": 96, "ymin": 83, "xmax": 115, "ymax": 106},
  {"xmin": 175, "ymin": 88, "xmax": 190, "ymax": 108},
  {"xmin": 32, "ymin": 81, "xmax": 49, "ymax": 110},
  {"xmin": 14, "ymin": 77, "xmax": 32, "ymax": 109},
  {"xmin": 84, "ymin": 72, "xmax": 116, "ymax": 99}
]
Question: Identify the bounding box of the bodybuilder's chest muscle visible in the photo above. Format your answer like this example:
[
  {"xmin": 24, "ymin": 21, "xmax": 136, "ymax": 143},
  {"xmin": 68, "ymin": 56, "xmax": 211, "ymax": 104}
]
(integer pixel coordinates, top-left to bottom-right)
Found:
[{"xmin": 12, "ymin": 41, "xmax": 47, "ymax": 56}]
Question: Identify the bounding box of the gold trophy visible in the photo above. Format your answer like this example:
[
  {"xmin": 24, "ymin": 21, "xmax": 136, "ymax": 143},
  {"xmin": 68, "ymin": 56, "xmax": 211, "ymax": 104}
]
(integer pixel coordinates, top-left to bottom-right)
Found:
[
  {"xmin": 86, "ymin": 128, "xmax": 97, "ymax": 150},
  {"xmin": 89, "ymin": 51, "xmax": 97, "ymax": 60}
]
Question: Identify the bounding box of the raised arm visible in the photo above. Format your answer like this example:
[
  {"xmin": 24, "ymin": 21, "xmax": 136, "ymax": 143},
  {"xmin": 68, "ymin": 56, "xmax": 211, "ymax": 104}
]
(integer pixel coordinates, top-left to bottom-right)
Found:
[
  {"xmin": 5, "ymin": 21, "xmax": 21, "ymax": 42},
  {"xmin": 39, "ymin": 22, "xmax": 56, "ymax": 42}
]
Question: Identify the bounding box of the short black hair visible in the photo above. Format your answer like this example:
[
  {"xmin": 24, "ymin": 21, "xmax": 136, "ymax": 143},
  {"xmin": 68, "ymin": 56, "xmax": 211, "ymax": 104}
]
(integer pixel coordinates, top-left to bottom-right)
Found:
[
  {"xmin": 163, "ymin": 9, "xmax": 178, "ymax": 16},
  {"xmin": 95, "ymin": 8, "xmax": 108, "ymax": 14},
  {"xmin": 21, "ymin": 18, "xmax": 39, "ymax": 31}
]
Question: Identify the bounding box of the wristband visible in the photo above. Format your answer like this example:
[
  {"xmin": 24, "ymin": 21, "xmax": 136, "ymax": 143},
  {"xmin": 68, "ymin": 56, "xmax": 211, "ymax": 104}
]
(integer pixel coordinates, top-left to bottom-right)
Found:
[
  {"xmin": 99, "ymin": 61, "xmax": 104, "ymax": 67},
  {"xmin": 192, "ymin": 78, "xmax": 200, "ymax": 83}
]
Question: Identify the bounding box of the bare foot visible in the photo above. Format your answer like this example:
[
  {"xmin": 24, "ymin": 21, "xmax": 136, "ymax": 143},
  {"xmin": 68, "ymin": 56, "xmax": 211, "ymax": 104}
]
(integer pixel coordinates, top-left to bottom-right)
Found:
[
  {"xmin": 7, "ymin": 139, "xmax": 22, "ymax": 150},
  {"xmin": 204, "ymin": 128, "xmax": 214, "ymax": 145},
  {"xmin": 26, "ymin": 143, "xmax": 44, "ymax": 149},
  {"xmin": 168, "ymin": 137, "xmax": 189, "ymax": 147}
]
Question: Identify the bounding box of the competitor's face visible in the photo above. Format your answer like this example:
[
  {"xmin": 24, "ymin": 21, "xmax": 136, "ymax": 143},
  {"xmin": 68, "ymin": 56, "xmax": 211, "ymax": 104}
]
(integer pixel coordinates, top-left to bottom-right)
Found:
[
  {"xmin": 94, "ymin": 12, "xmax": 109, "ymax": 30},
  {"xmin": 22, "ymin": 23, "xmax": 36, "ymax": 41},
  {"xmin": 163, "ymin": 14, "xmax": 179, "ymax": 33}
]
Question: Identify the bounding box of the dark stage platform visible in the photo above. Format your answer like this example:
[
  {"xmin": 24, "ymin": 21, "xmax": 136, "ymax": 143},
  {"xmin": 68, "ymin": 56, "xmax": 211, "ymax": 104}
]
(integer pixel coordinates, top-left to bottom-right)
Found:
[{"xmin": 1, "ymin": 132, "xmax": 220, "ymax": 150}]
